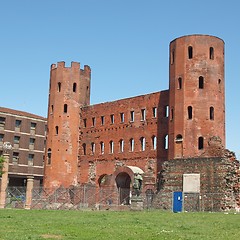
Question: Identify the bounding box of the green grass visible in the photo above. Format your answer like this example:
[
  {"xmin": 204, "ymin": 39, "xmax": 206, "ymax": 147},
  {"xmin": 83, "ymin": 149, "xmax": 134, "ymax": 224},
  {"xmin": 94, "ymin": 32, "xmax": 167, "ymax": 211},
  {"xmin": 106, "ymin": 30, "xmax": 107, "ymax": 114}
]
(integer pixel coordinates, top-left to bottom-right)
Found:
[{"xmin": 0, "ymin": 209, "xmax": 240, "ymax": 240}]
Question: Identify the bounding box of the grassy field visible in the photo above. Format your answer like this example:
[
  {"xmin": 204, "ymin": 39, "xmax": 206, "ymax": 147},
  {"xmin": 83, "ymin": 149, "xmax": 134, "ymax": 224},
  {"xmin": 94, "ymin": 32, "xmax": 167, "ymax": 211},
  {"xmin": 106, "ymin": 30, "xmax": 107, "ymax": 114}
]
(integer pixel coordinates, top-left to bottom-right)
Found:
[{"xmin": 0, "ymin": 209, "xmax": 240, "ymax": 240}]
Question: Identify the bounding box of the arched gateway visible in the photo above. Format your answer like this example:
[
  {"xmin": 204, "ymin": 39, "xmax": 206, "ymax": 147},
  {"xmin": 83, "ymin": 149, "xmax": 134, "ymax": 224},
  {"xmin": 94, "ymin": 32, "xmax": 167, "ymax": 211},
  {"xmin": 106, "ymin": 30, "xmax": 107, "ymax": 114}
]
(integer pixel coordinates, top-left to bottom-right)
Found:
[{"xmin": 112, "ymin": 166, "xmax": 144, "ymax": 205}]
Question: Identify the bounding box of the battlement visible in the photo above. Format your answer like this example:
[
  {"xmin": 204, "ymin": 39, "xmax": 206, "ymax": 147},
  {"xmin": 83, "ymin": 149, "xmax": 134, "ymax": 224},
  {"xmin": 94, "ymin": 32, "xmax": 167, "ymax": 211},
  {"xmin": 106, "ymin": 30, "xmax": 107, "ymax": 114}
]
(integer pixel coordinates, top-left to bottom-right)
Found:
[{"xmin": 51, "ymin": 61, "xmax": 91, "ymax": 74}]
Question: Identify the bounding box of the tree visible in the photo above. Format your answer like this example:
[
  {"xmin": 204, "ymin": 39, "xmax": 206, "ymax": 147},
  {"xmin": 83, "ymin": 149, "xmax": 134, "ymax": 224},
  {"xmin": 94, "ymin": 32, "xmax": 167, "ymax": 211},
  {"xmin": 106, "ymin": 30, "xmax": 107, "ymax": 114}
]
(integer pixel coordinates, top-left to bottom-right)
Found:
[{"xmin": 0, "ymin": 155, "xmax": 5, "ymax": 177}]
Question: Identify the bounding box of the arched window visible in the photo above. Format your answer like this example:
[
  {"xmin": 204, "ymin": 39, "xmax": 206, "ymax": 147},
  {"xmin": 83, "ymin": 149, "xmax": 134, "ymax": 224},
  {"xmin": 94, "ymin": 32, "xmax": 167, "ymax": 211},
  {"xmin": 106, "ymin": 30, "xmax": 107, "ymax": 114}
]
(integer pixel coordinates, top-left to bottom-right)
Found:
[
  {"xmin": 82, "ymin": 143, "xmax": 86, "ymax": 155},
  {"xmin": 152, "ymin": 136, "xmax": 157, "ymax": 150},
  {"xmin": 178, "ymin": 77, "xmax": 182, "ymax": 89},
  {"xmin": 188, "ymin": 46, "xmax": 193, "ymax": 59},
  {"xmin": 73, "ymin": 83, "xmax": 77, "ymax": 92},
  {"xmin": 109, "ymin": 141, "xmax": 114, "ymax": 154},
  {"xmin": 164, "ymin": 135, "xmax": 168, "ymax": 150},
  {"xmin": 198, "ymin": 137, "xmax": 204, "ymax": 150},
  {"xmin": 119, "ymin": 139, "xmax": 124, "ymax": 153},
  {"xmin": 130, "ymin": 138, "xmax": 134, "ymax": 152},
  {"xmin": 140, "ymin": 137, "xmax": 146, "ymax": 151},
  {"xmin": 187, "ymin": 106, "xmax": 193, "ymax": 119},
  {"xmin": 210, "ymin": 107, "xmax": 214, "ymax": 120},
  {"xmin": 51, "ymin": 105, "xmax": 54, "ymax": 114},
  {"xmin": 175, "ymin": 134, "xmax": 183, "ymax": 142},
  {"xmin": 100, "ymin": 142, "xmax": 104, "ymax": 154},
  {"xmin": 164, "ymin": 105, "xmax": 169, "ymax": 118},
  {"xmin": 199, "ymin": 76, "xmax": 204, "ymax": 89},
  {"xmin": 218, "ymin": 79, "xmax": 221, "ymax": 92},
  {"xmin": 64, "ymin": 104, "xmax": 68, "ymax": 113},
  {"xmin": 55, "ymin": 126, "xmax": 59, "ymax": 135},
  {"xmin": 47, "ymin": 148, "xmax": 52, "ymax": 164},
  {"xmin": 57, "ymin": 82, "xmax": 61, "ymax": 92},
  {"xmin": 209, "ymin": 47, "xmax": 214, "ymax": 60},
  {"xmin": 91, "ymin": 142, "xmax": 95, "ymax": 154}
]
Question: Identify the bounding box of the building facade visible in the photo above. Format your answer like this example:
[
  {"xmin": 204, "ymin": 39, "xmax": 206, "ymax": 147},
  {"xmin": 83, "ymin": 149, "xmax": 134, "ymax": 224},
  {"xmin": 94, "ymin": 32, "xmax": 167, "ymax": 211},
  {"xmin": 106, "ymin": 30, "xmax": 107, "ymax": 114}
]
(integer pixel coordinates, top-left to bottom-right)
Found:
[
  {"xmin": 0, "ymin": 107, "xmax": 47, "ymax": 187},
  {"xmin": 44, "ymin": 35, "xmax": 237, "ymax": 208}
]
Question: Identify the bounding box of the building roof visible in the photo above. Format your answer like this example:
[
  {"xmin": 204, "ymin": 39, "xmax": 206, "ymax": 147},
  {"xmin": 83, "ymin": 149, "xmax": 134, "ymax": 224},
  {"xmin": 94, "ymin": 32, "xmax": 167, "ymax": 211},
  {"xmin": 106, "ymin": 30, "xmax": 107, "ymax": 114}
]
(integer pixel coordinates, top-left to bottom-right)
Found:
[{"xmin": 0, "ymin": 107, "xmax": 47, "ymax": 121}]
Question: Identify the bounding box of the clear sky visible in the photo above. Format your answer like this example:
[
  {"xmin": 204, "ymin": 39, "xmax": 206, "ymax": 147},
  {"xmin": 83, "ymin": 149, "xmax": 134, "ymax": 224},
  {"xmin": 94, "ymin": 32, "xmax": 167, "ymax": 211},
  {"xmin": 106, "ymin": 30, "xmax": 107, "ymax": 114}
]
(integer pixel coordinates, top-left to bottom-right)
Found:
[{"xmin": 0, "ymin": 0, "xmax": 239, "ymax": 157}]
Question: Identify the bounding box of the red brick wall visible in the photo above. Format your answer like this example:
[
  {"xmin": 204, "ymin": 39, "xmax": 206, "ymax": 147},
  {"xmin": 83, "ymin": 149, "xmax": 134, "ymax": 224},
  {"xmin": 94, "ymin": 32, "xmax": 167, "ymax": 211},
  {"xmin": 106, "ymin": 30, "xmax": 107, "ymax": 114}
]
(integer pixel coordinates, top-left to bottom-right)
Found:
[
  {"xmin": 168, "ymin": 35, "xmax": 225, "ymax": 159},
  {"xmin": 78, "ymin": 91, "xmax": 169, "ymax": 185},
  {"xmin": 44, "ymin": 62, "xmax": 91, "ymax": 188}
]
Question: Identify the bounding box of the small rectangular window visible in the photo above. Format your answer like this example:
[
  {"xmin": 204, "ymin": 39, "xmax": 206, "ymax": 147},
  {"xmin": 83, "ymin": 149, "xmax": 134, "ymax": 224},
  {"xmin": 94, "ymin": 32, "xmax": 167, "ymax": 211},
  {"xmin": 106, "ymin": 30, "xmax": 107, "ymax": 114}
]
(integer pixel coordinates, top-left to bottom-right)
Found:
[
  {"xmin": 14, "ymin": 136, "xmax": 20, "ymax": 144},
  {"xmin": 0, "ymin": 134, "xmax": 4, "ymax": 143},
  {"xmin": 29, "ymin": 138, "xmax": 35, "ymax": 150},
  {"xmin": 152, "ymin": 107, "xmax": 157, "ymax": 118},
  {"xmin": 28, "ymin": 154, "xmax": 34, "ymax": 166},
  {"xmin": 120, "ymin": 113, "xmax": 124, "ymax": 123},
  {"xmin": 0, "ymin": 117, "xmax": 6, "ymax": 129},
  {"xmin": 15, "ymin": 120, "xmax": 22, "ymax": 129},
  {"xmin": 30, "ymin": 122, "xmax": 36, "ymax": 135},
  {"xmin": 83, "ymin": 119, "xmax": 87, "ymax": 128},
  {"xmin": 12, "ymin": 152, "xmax": 19, "ymax": 164},
  {"xmin": 164, "ymin": 106, "xmax": 169, "ymax": 118},
  {"xmin": 188, "ymin": 46, "xmax": 193, "ymax": 59},
  {"xmin": 141, "ymin": 109, "xmax": 146, "ymax": 121},
  {"xmin": 92, "ymin": 117, "xmax": 96, "ymax": 127},
  {"xmin": 130, "ymin": 111, "xmax": 134, "ymax": 122},
  {"xmin": 110, "ymin": 114, "xmax": 114, "ymax": 124},
  {"xmin": 101, "ymin": 116, "xmax": 105, "ymax": 125}
]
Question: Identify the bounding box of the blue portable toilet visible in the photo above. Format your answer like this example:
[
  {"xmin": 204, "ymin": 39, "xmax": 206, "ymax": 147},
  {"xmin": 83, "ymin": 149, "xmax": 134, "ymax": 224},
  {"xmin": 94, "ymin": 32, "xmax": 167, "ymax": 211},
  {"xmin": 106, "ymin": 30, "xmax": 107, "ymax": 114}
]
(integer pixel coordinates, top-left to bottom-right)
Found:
[{"xmin": 173, "ymin": 191, "xmax": 183, "ymax": 213}]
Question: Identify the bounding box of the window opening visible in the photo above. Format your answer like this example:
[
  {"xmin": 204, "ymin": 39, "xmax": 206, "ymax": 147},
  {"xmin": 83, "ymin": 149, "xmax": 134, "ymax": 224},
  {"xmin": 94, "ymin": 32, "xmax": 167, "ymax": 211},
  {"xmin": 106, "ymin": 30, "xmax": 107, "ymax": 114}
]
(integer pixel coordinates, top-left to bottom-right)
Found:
[
  {"xmin": 100, "ymin": 142, "xmax": 104, "ymax": 154},
  {"xmin": 64, "ymin": 104, "xmax": 68, "ymax": 113},
  {"xmin": 83, "ymin": 119, "xmax": 87, "ymax": 128},
  {"xmin": 130, "ymin": 138, "xmax": 134, "ymax": 152},
  {"xmin": 57, "ymin": 82, "xmax": 61, "ymax": 92},
  {"xmin": 130, "ymin": 111, "xmax": 134, "ymax": 122},
  {"xmin": 141, "ymin": 109, "xmax": 146, "ymax": 121},
  {"xmin": 15, "ymin": 120, "xmax": 21, "ymax": 129},
  {"xmin": 218, "ymin": 79, "xmax": 221, "ymax": 92},
  {"xmin": 140, "ymin": 137, "xmax": 146, "ymax": 151},
  {"xmin": 0, "ymin": 117, "xmax": 6, "ymax": 129},
  {"xmin": 110, "ymin": 114, "xmax": 114, "ymax": 124},
  {"xmin": 210, "ymin": 47, "xmax": 214, "ymax": 60},
  {"xmin": 109, "ymin": 141, "xmax": 114, "ymax": 154},
  {"xmin": 210, "ymin": 107, "xmax": 214, "ymax": 120},
  {"xmin": 82, "ymin": 143, "xmax": 86, "ymax": 155},
  {"xmin": 119, "ymin": 139, "xmax": 124, "ymax": 152},
  {"xmin": 164, "ymin": 135, "xmax": 168, "ymax": 150},
  {"xmin": 199, "ymin": 76, "xmax": 204, "ymax": 89},
  {"xmin": 51, "ymin": 105, "xmax": 54, "ymax": 114},
  {"xmin": 152, "ymin": 136, "xmax": 157, "ymax": 150},
  {"xmin": 91, "ymin": 142, "xmax": 95, "ymax": 154},
  {"xmin": 47, "ymin": 148, "xmax": 52, "ymax": 164},
  {"xmin": 13, "ymin": 152, "xmax": 19, "ymax": 164},
  {"xmin": 164, "ymin": 105, "xmax": 169, "ymax": 118},
  {"xmin": 0, "ymin": 134, "xmax": 4, "ymax": 142},
  {"xmin": 92, "ymin": 117, "xmax": 96, "ymax": 127},
  {"xmin": 198, "ymin": 137, "xmax": 204, "ymax": 150},
  {"xmin": 101, "ymin": 116, "xmax": 105, "ymax": 125},
  {"xmin": 120, "ymin": 113, "xmax": 124, "ymax": 123},
  {"xmin": 73, "ymin": 83, "xmax": 77, "ymax": 92},
  {"xmin": 187, "ymin": 106, "xmax": 193, "ymax": 119},
  {"xmin": 55, "ymin": 126, "xmax": 59, "ymax": 135},
  {"xmin": 188, "ymin": 46, "xmax": 193, "ymax": 59},
  {"xmin": 175, "ymin": 134, "xmax": 183, "ymax": 142},
  {"xmin": 178, "ymin": 77, "xmax": 182, "ymax": 89},
  {"xmin": 152, "ymin": 107, "xmax": 157, "ymax": 118},
  {"xmin": 28, "ymin": 154, "xmax": 34, "ymax": 166}
]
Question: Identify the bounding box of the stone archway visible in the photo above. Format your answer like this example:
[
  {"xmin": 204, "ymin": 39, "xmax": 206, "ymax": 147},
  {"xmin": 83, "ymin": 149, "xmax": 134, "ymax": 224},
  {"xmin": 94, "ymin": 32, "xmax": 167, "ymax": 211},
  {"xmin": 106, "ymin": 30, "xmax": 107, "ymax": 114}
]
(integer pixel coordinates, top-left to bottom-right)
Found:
[{"xmin": 112, "ymin": 166, "xmax": 144, "ymax": 205}]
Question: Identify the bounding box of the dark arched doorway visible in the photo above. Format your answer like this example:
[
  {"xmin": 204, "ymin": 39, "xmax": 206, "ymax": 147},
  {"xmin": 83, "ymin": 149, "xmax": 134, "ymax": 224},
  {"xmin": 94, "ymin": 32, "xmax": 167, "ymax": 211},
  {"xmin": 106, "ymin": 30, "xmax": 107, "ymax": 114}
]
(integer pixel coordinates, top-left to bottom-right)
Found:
[{"xmin": 115, "ymin": 172, "xmax": 131, "ymax": 205}]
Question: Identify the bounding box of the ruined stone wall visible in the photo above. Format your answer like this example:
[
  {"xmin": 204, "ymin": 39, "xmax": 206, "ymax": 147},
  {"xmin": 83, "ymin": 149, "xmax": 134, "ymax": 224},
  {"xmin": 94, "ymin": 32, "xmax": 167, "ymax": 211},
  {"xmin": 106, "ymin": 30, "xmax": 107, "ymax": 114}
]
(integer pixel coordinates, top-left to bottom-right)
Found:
[
  {"xmin": 154, "ymin": 153, "xmax": 240, "ymax": 211},
  {"xmin": 78, "ymin": 91, "xmax": 169, "ymax": 186}
]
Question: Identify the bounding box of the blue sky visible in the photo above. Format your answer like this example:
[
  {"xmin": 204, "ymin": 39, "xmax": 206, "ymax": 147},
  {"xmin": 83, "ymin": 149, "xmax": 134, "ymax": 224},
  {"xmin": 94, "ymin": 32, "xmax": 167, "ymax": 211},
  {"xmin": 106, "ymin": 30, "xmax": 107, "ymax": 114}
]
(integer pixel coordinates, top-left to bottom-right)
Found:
[{"xmin": 0, "ymin": 0, "xmax": 239, "ymax": 157}]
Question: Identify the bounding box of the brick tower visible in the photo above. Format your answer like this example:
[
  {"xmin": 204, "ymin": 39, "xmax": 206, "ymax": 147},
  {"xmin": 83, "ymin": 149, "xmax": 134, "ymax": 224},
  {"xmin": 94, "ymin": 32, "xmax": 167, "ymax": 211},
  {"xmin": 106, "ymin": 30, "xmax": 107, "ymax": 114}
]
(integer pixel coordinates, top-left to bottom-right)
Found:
[
  {"xmin": 44, "ymin": 62, "xmax": 91, "ymax": 188},
  {"xmin": 168, "ymin": 35, "xmax": 225, "ymax": 159}
]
